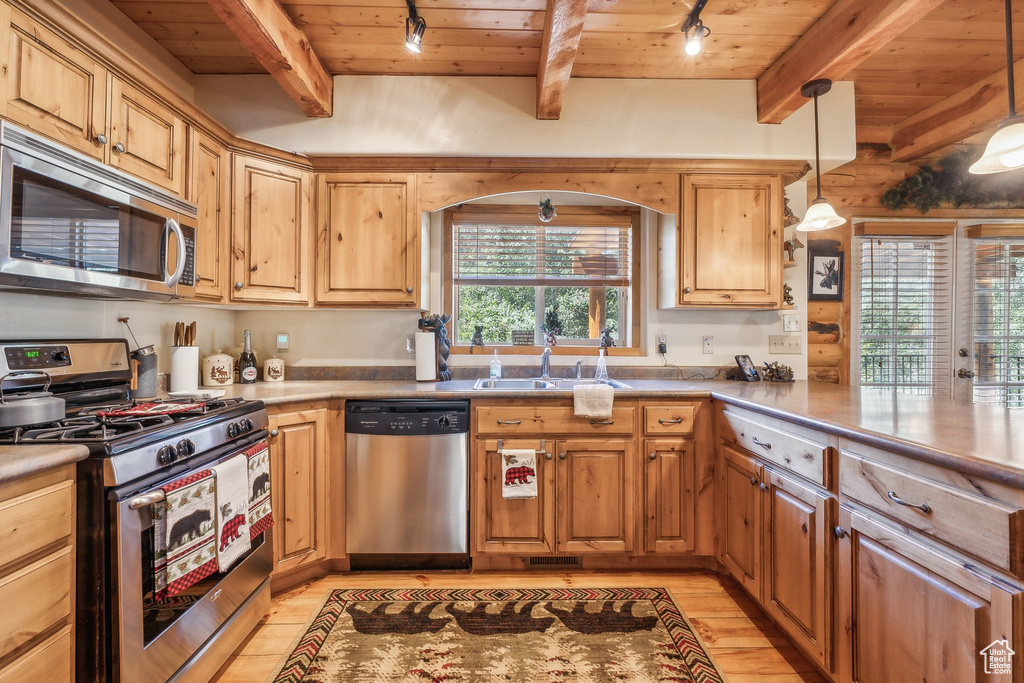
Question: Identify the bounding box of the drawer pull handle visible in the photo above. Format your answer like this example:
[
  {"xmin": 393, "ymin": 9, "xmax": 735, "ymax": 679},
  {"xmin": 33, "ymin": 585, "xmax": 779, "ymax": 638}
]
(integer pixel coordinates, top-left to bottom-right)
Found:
[
  {"xmin": 752, "ymin": 437, "xmax": 771, "ymax": 449},
  {"xmin": 658, "ymin": 417, "xmax": 683, "ymax": 425},
  {"xmin": 749, "ymin": 476, "xmax": 758, "ymax": 486},
  {"xmin": 887, "ymin": 490, "xmax": 931, "ymax": 514},
  {"xmin": 834, "ymin": 526, "xmax": 847, "ymax": 539},
  {"xmin": 544, "ymin": 452, "xmax": 553, "ymax": 461},
  {"xmin": 559, "ymin": 452, "xmax": 567, "ymax": 460},
  {"xmin": 590, "ymin": 419, "xmax": 614, "ymax": 425},
  {"xmin": 497, "ymin": 419, "xmax": 522, "ymax": 425}
]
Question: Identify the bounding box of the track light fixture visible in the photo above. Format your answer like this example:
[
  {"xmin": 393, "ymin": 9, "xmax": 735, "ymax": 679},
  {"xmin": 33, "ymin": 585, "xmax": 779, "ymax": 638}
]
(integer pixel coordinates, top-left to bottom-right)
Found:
[
  {"xmin": 681, "ymin": 0, "xmax": 711, "ymax": 56},
  {"xmin": 970, "ymin": 0, "xmax": 1024, "ymax": 174},
  {"xmin": 405, "ymin": 0, "xmax": 426, "ymax": 54},
  {"xmin": 796, "ymin": 79, "xmax": 846, "ymax": 232}
]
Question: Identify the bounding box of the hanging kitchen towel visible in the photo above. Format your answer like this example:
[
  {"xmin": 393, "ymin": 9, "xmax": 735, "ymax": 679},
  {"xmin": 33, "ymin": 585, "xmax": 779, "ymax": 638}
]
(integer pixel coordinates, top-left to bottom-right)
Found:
[
  {"xmin": 155, "ymin": 469, "xmax": 218, "ymax": 601},
  {"xmin": 245, "ymin": 441, "xmax": 274, "ymax": 538},
  {"xmin": 573, "ymin": 382, "xmax": 614, "ymax": 418},
  {"xmin": 212, "ymin": 454, "xmax": 251, "ymax": 572},
  {"xmin": 501, "ymin": 448, "xmax": 538, "ymax": 500}
]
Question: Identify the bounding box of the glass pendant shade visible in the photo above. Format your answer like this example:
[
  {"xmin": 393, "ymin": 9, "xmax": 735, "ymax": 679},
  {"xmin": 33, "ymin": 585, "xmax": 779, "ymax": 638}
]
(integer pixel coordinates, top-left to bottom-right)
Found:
[
  {"xmin": 969, "ymin": 115, "xmax": 1024, "ymax": 174},
  {"xmin": 796, "ymin": 197, "xmax": 846, "ymax": 232}
]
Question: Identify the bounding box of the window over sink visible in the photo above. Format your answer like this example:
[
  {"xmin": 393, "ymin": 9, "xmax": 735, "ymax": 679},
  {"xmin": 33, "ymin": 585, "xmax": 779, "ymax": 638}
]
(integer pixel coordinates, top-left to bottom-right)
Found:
[{"xmin": 443, "ymin": 204, "xmax": 641, "ymax": 352}]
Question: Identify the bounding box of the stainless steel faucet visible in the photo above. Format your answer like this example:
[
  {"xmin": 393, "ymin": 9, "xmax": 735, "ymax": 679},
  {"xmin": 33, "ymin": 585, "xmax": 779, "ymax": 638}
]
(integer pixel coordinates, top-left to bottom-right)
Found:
[
  {"xmin": 540, "ymin": 346, "xmax": 552, "ymax": 380},
  {"xmin": 575, "ymin": 359, "xmax": 583, "ymax": 379}
]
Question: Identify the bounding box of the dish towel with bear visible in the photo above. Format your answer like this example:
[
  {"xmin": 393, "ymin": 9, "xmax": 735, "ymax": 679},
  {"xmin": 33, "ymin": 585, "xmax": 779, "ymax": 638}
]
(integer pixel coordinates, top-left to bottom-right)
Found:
[
  {"xmin": 153, "ymin": 469, "xmax": 218, "ymax": 600},
  {"xmin": 245, "ymin": 441, "xmax": 274, "ymax": 538},
  {"xmin": 212, "ymin": 454, "xmax": 251, "ymax": 572},
  {"xmin": 501, "ymin": 448, "xmax": 538, "ymax": 500}
]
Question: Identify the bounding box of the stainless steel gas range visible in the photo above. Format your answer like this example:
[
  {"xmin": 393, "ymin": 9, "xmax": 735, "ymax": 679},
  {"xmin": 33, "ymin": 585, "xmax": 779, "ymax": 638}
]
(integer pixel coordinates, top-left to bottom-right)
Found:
[{"xmin": 0, "ymin": 339, "xmax": 272, "ymax": 682}]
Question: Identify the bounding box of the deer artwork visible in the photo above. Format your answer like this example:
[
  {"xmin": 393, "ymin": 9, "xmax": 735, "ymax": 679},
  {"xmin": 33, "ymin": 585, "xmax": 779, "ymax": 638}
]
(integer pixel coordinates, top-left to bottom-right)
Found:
[
  {"xmin": 815, "ymin": 258, "xmax": 840, "ymax": 291},
  {"xmin": 418, "ymin": 313, "xmax": 453, "ymax": 381}
]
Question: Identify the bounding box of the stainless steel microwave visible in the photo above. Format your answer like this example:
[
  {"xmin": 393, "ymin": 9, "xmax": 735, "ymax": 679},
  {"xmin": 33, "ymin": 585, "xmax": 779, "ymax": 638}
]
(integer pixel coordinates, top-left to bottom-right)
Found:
[{"xmin": 0, "ymin": 122, "xmax": 197, "ymax": 301}]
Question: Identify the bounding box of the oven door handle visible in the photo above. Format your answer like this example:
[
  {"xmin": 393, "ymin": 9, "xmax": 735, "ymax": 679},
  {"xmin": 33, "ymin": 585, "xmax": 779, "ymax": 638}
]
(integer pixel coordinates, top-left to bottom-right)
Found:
[{"xmin": 128, "ymin": 490, "xmax": 166, "ymax": 510}]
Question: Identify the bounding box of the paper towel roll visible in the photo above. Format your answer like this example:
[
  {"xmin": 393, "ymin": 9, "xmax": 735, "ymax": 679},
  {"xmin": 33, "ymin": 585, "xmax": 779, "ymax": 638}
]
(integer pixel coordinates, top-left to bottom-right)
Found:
[
  {"xmin": 415, "ymin": 332, "xmax": 436, "ymax": 382},
  {"xmin": 170, "ymin": 346, "xmax": 200, "ymax": 393}
]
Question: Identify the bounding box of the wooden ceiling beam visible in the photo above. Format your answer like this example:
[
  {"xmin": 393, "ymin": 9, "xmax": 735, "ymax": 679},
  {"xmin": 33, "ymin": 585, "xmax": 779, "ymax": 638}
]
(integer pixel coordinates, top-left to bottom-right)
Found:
[
  {"xmin": 756, "ymin": 0, "xmax": 944, "ymax": 125},
  {"xmin": 890, "ymin": 57, "xmax": 1024, "ymax": 163},
  {"xmin": 205, "ymin": 0, "xmax": 333, "ymax": 118},
  {"xmin": 536, "ymin": 0, "xmax": 588, "ymax": 120}
]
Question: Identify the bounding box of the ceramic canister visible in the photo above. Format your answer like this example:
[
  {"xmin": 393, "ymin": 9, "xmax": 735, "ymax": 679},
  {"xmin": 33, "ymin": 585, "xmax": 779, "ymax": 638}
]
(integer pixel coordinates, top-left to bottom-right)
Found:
[
  {"xmin": 202, "ymin": 349, "xmax": 234, "ymax": 387},
  {"xmin": 263, "ymin": 357, "xmax": 285, "ymax": 382}
]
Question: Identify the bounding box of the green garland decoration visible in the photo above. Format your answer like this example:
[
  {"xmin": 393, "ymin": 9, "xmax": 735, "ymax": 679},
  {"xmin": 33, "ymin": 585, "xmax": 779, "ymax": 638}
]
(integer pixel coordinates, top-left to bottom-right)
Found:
[{"xmin": 881, "ymin": 148, "xmax": 1024, "ymax": 213}]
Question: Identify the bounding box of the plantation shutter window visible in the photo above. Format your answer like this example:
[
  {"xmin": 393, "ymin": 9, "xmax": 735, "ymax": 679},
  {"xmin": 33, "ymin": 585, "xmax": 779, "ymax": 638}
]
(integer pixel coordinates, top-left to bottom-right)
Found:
[{"xmin": 852, "ymin": 228, "xmax": 954, "ymax": 397}]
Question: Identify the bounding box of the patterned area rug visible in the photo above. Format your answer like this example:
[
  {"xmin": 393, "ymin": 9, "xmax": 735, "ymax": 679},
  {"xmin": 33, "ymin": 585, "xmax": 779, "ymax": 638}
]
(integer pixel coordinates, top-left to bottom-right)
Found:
[{"xmin": 269, "ymin": 587, "xmax": 726, "ymax": 682}]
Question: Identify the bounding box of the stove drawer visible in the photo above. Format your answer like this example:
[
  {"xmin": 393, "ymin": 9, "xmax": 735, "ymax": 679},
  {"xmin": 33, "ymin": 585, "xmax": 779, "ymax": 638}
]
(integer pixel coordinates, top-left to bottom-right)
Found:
[
  {"xmin": 0, "ymin": 545, "xmax": 72, "ymax": 657},
  {"xmin": 0, "ymin": 479, "xmax": 73, "ymax": 568}
]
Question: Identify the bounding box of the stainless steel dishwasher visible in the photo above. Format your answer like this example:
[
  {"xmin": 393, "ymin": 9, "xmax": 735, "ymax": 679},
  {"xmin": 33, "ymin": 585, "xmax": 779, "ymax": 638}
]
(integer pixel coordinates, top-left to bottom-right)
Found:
[{"xmin": 345, "ymin": 400, "xmax": 470, "ymax": 569}]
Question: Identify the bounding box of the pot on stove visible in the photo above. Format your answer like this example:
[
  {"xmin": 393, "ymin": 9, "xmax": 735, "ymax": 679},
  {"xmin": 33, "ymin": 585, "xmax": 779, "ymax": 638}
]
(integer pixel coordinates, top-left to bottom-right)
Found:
[{"xmin": 0, "ymin": 371, "xmax": 65, "ymax": 427}]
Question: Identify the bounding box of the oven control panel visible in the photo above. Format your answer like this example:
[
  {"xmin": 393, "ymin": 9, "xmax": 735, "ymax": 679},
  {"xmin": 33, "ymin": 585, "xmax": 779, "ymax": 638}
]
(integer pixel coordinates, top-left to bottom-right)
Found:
[{"xmin": 4, "ymin": 345, "xmax": 71, "ymax": 371}]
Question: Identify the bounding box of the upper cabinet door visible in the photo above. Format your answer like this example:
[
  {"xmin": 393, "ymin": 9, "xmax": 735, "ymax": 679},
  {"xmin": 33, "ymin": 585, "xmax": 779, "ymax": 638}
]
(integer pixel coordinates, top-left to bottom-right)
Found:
[
  {"xmin": 107, "ymin": 77, "xmax": 185, "ymax": 195},
  {"xmin": 680, "ymin": 174, "xmax": 782, "ymax": 307},
  {"xmin": 231, "ymin": 154, "xmax": 312, "ymax": 305},
  {"xmin": 316, "ymin": 174, "xmax": 420, "ymax": 307},
  {"xmin": 0, "ymin": 8, "xmax": 107, "ymax": 159},
  {"xmin": 186, "ymin": 129, "xmax": 229, "ymax": 302}
]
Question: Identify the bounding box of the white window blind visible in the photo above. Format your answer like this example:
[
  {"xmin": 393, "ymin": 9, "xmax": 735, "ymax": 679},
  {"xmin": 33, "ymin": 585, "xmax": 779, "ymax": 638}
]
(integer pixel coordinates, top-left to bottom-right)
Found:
[
  {"xmin": 853, "ymin": 234, "xmax": 954, "ymax": 396},
  {"xmin": 971, "ymin": 239, "xmax": 1024, "ymax": 407}
]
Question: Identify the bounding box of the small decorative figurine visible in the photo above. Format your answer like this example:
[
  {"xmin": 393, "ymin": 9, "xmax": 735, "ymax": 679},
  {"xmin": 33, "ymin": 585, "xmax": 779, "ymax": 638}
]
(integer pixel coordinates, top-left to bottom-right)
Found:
[
  {"xmin": 599, "ymin": 328, "xmax": 615, "ymax": 349},
  {"xmin": 783, "ymin": 235, "xmax": 804, "ymax": 262},
  {"xmin": 470, "ymin": 325, "xmax": 485, "ymax": 353},
  {"xmin": 783, "ymin": 282, "xmax": 794, "ymax": 306},
  {"xmin": 545, "ymin": 330, "xmax": 558, "ymax": 347},
  {"xmin": 761, "ymin": 361, "xmax": 795, "ymax": 382},
  {"xmin": 418, "ymin": 313, "xmax": 454, "ymax": 381},
  {"xmin": 538, "ymin": 193, "xmax": 557, "ymax": 223},
  {"xmin": 783, "ymin": 197, "xmax": 799, "ymax": 227}
]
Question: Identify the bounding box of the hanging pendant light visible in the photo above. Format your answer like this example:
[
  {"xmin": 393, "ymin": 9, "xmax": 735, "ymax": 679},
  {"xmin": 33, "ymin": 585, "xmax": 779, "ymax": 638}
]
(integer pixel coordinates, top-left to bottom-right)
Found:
[
  {"xmin": 796, "ymin": 79, "xmax": 846, "ymax": 232},
  {"xmin": 970, "ymin": 0, "xmax": 1024, "ymax": 174}
]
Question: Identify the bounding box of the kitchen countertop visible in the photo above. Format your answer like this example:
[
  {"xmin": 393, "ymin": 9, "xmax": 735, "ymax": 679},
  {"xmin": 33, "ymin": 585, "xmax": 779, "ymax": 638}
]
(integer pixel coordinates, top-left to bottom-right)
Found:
[{"xmin": 4, "ymin": 378, "xmax": 1024, "ymax": 488}]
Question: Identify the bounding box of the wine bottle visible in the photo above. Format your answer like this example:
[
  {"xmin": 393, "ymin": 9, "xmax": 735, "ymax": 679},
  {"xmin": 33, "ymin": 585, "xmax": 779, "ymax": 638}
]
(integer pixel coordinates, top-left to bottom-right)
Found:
[{"xmin": 239, "ymin": 329, "xmax": 257, "ymax": 384}]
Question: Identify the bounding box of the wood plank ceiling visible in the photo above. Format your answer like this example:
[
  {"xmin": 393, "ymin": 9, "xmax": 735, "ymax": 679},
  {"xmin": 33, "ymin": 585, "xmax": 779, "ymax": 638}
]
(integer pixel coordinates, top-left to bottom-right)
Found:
[{"xmin": 110, "ymin": 0, "xmax": 1024, "ymax": 163}]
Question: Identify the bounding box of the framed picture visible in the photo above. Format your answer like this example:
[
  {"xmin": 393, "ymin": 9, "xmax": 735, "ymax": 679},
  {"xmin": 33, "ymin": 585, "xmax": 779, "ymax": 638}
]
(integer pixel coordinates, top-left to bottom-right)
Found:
[
  {"xmin": 808, "ymin": 250, "xmax": 844, "ymax": 301},
  {"xmin": 734, "ymin": 354, "xmax": 760, "ymax": 381}
]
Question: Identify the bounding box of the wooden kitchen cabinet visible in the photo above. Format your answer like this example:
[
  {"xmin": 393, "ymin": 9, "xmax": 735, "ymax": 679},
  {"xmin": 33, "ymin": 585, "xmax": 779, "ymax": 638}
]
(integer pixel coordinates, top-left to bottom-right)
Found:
[
  {"xmin": 836, "ymin": 505, "xmax": 1021, "ymax": 683},
  {"xmin": 0, "ymin": 8, "xmax": 185, "ymax": 194},
  {"xmin": 231, "ymin": 153, "xmax": 313, "ymax": 304},
  {"xmin": 0, "ymin": 463, "xmax": 75, "ymax": 683},
  {"xmin": 474, "ymin": 437, "xmax": 555, "ymax": 554},
  {"xmin": 720, "ymin": 444, "xmax": 762, "ymax": 594},
  {"xmin": 556, "ymin": 438, "xmax": 635, "ymax": 554},
  {"xmin": 678, "ymin": 173, "xmax": 782, "ymax": 307},
  {"xmin": 316, "ymin": 173, "xmax": 420, "ymax": 307},
  {"xmin": 267, "ymin": 407, "xmax": 328, "ymax": 576},
  {"xmin": 641, "ymin": 403, "xmax": 699, "ymax": 554},
  {"xmin": 186, "ymin": 128, "xmax": 229, "ymax": 302}
]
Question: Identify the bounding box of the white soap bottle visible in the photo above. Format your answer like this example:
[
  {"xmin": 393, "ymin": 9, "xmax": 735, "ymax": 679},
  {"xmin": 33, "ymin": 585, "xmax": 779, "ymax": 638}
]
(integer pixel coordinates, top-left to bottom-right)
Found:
[
  {"xmin": 489, "ymin": 350, "xmax": 502, "ymax": 379},
  {"xmin": 595, "ymin": 348, "xmax": 609, "ymax": 381}
]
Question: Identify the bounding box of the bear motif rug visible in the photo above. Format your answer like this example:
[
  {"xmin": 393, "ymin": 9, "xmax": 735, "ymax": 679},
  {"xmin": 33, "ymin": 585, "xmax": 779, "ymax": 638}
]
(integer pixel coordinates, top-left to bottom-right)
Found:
[{"xmin": 269, "ymin": 587, "xmax": 727, "ymax": 682}]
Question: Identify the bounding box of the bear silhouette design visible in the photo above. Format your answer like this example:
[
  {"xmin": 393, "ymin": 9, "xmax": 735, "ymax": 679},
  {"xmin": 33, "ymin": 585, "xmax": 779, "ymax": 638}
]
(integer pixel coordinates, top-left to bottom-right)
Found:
[
  {"xmin": 504, "ymin": 466, "xmax": 535, "ymax": 486},
  {"xmin": 168, "ymin": 509, "xmax": 211, "ymax": 549},
  {"xmin": 219, "ymin": 503, "xmax": 247, "ymax": 551},
  {"xmin": 251, "ymin": 472, "xmax": 270, "ymax": 498}
]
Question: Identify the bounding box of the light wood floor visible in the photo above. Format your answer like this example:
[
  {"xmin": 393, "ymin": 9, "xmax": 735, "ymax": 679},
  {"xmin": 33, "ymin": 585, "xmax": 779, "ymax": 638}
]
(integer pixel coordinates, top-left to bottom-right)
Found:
[{"xmin": 213, "ymin": 570, "xmax": 825, "ymax": 682}]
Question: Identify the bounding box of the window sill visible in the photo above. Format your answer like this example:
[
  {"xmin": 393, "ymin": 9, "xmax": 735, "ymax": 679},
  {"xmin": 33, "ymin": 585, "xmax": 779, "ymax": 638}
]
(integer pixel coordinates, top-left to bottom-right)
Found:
[{"xmin": 449, "ymin": 345, "xmax": 643, "ymax": 357}]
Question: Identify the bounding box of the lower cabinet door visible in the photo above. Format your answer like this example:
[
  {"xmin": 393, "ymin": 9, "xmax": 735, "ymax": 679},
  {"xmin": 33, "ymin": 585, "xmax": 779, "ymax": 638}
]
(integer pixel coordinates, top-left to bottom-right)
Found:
[
  {"xmin": 763, "ymin": 466, "xmax": 834, "ymax": 673},
  {"xmin": 473, "ymin": 438, "xmax": 554, "ymax": 554},
  {"xmin": 269, "ymin": 408, "xmax": 328, "ymax": 575},
  {"xmin": 643, "ymin": 438, "xmax": 695, "ymax": 553},
  {"xmin": 720, "ymin": 444, "xmax": 762, "ymax": 595},
  {"xmin": 556, "ymin": 438, "xmax": 635, "ymax": 554},
  {"xmin": 837, "ymin": 505, "xmax": 1022, "ymax": 683}
]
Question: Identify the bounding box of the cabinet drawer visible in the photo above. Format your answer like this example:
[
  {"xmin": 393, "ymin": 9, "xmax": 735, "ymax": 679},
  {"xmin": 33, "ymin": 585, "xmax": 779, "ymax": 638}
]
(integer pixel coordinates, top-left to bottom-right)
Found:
[
  {"xmin": 0, "ymin": 480, "xmax": 73, "ymax": 568},
  {"xmin": 0, "ymin": 625, "xmax": 72, "ymax": 683},
  {"xmin": 840, "ymin": 450, "xmax": 1024, "ymax": 578},
  {"xmin": 643, "ymin": 405, "xmax": 695, "ymax": 435},
  {"xmin": 476, "ymin": 405, "xmax": 634, "ymax": 436},
  {"xmin": 720, "ymin": 408, "xmax": 828, "ymax": 486},
  {"xmin": 0, "ymin": 546, "xmax": 72, "ymax": 657}
]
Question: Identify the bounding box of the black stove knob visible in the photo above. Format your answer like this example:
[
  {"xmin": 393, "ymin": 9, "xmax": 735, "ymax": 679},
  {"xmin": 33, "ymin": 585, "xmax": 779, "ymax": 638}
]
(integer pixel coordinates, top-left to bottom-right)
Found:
[
  {"xmin": 227, "ymin": 422, "xmax": 240, "ymax": 438},
  {"xmin": 176, "ymin": 438, "xmax": 196, "ymax": 458},
  {"xmin": 52, "ymin": 350, "xmax": 68, "ymax": 362},
  {"xmin": 242, "ymin": 418, "xmax": 254, "ymax": 432},
  {"xmin": 437, "ymin": 415, "xmax": 451, "ymax": 429},
  {"xmin": 157, "ymin": 445, "xmax": 177, "ymax": 466}
]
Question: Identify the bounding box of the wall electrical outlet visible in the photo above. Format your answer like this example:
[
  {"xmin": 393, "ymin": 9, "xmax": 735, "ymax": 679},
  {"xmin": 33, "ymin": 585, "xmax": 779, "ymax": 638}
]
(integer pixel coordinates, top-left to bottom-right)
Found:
[
  {"xmin": 702, "ymin": 335, "xmax": 713, "ymax": 354},
  {"xmin": 769, "ymin": 334, "xmax": 802, "ymax": 355},
  {"xmin": 405, "ymin": 336, "xmax": 416, "ymax": 354},
  {"xmin": 657, "ymin": 331, "xmax": 667, "ymax": 354}
]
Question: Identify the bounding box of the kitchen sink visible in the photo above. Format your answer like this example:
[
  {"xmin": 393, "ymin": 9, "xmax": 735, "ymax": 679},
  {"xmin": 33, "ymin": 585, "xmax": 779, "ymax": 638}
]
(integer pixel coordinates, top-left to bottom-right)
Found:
[
  {"xmin": 472, "ymin": 378, "xmax": 631, "ymax": 390},
  {"xmin": 473, "ymin": 378, "xmax": 556, "ymax": 390}
]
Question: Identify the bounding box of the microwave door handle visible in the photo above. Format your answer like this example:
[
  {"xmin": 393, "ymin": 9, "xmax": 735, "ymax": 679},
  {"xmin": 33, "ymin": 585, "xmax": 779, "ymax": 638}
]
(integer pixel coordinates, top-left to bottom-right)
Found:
[{"xmin": 164, "ymin": 218, "xmax": 186, "ymax": 287}]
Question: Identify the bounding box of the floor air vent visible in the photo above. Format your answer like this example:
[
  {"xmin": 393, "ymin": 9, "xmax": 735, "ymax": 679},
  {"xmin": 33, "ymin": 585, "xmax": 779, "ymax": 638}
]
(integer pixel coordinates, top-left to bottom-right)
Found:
[{"xmin": 527, "ymin": 556, "xmax": 582, "ymax": 569}]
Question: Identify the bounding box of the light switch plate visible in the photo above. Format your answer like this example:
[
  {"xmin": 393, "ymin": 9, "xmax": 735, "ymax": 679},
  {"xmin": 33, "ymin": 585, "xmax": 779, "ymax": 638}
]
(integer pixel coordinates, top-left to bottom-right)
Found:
[
  {"xmin": 783, "ymin": 314, "xmax": 801, "ymax": 332},
  {"xmin": 769, "ymin": 334, "xmax": 802, "ymax": 354}
]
